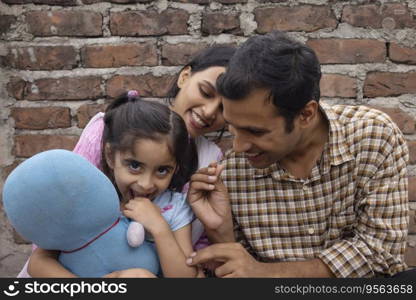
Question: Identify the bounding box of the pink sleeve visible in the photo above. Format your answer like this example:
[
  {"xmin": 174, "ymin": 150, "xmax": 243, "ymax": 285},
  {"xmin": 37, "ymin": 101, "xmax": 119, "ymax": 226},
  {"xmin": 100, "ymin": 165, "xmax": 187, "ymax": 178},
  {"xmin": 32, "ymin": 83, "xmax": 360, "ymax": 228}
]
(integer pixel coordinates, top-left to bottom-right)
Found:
[{"xmin": 73, "ymin": 113, "xmax": 105, "ymax": 170}]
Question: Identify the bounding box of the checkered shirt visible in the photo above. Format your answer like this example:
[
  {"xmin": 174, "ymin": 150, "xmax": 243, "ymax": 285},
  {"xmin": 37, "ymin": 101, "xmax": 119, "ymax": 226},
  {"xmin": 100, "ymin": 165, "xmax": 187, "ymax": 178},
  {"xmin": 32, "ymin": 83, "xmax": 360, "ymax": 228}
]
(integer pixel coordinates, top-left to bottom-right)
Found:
[{"xmin": 221, "ymin": 103, "xmax": 409, "ymax": 278}]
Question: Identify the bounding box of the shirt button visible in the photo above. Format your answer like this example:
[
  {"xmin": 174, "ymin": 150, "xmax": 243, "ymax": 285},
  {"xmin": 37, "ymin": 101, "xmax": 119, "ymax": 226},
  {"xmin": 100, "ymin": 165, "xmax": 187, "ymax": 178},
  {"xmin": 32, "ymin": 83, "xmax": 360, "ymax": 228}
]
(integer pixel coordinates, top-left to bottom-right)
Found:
[{"xmin": 308, "ymin": 227, "xmax": 315, "ymax": 235}]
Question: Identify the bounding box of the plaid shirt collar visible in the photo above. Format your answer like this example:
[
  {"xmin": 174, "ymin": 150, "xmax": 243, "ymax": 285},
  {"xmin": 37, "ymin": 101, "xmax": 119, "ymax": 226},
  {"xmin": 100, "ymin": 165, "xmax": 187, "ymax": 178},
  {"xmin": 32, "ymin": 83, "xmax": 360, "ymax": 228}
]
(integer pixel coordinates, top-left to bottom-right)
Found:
[{"xmin": 253, "ymin": 102, "xmax": 354, "ymax": 180}]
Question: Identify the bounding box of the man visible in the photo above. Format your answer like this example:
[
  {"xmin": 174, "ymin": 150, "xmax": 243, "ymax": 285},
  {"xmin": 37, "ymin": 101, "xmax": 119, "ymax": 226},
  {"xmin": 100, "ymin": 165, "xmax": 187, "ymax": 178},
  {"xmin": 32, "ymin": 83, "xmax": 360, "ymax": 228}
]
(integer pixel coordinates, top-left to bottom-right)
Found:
[{"xmin": 186, "ymin": 31, "xmax": 409, "ymax": 278}]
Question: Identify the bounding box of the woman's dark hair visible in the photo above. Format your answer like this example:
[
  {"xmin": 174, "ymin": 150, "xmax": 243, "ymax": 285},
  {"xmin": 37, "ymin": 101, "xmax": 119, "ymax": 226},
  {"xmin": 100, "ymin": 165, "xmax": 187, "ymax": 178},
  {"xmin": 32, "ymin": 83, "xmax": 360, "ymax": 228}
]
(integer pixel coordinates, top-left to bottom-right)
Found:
[
  {"xmin": 101, "ymin": 92, "xmax": 198, "ymax": 199},
  {"xmin": 217, "ymin": 31, "xmax": 322, "ymax": 133},
  {"xmin": 165, "ymin": 45, "xmax": 236, "ymax": 140},
  {"xmin": 165, "ymin": 45, "xmax": 236, "ymax": 105}
]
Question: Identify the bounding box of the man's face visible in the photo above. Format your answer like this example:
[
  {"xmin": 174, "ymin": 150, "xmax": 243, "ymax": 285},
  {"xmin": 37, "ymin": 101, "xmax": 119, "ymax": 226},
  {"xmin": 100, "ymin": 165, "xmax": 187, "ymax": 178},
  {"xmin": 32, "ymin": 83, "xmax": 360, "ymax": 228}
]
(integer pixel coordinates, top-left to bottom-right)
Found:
[{"xmin": 222, "ymin": 88, "xmax": 302, "ymax": 169}]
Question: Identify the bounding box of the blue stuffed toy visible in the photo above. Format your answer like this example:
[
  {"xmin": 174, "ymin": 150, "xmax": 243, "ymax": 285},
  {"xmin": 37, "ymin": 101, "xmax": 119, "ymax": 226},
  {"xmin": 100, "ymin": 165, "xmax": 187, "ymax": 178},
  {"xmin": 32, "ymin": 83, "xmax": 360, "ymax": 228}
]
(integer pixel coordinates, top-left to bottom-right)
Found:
[{"xmin": 2, "ymin": 149, "xmax": 159, "ymax": 277}]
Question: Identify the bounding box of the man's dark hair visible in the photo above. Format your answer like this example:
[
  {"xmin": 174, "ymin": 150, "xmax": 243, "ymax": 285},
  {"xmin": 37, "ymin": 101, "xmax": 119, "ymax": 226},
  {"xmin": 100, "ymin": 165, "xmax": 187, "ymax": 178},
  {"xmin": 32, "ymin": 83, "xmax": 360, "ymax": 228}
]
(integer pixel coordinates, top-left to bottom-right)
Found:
[{"xmin": 217, "ymin": 31, "xmax": 322, "ymax": 132}]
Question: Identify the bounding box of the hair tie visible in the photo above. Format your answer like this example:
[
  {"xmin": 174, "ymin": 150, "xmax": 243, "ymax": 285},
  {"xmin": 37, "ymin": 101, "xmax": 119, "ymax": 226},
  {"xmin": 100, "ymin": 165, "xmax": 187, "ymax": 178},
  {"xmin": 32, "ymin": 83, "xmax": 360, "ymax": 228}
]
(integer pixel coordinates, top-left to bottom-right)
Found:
[{"xmin": 127, "ymin": 90, "xmax": 139, "ymax": 99}]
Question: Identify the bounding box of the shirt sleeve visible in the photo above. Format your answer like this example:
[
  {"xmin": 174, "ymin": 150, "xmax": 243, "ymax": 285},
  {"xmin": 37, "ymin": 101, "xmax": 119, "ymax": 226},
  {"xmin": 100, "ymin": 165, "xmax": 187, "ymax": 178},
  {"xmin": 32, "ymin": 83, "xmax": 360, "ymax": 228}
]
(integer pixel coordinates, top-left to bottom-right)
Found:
[
  {"xmin": 317, "ymin": 123, "xmax": 409, "ymax": 277},
  {"xmin": 169, "ymin": 192, "xmax": 195, "ymax": 232},
  {"xmin": 73, "ymin": 112, "xmax": 105, "ymax": 169}
]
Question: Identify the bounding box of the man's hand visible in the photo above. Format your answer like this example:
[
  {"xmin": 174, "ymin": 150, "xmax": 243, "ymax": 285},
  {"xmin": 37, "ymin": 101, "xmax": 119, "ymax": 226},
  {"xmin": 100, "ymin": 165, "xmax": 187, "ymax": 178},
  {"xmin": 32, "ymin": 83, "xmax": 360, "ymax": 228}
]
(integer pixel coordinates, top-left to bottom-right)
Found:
[
  {"xmin": 123, "ymin": 197, "xmax": 168, "ymax": 235},
  {"xmin": 185, "ymin": 243, "xmax": 269, "ymax": 278},
  {"xmin": 103, "ymin": 268, "xmax": 157, "ymax": 278},
  {"xmin": 187, "ymin": 163, "xmax": 232, "ymax": 231}
]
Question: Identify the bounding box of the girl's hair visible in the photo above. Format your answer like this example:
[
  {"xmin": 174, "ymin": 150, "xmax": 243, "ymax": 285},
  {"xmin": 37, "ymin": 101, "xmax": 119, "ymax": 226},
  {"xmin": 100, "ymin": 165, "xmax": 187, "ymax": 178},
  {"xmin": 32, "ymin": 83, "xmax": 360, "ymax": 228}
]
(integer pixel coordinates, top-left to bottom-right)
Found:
[
  {"xmin": 101, "ymin": 92, "xmax": 198, "ymax": 197},
  {"xmin": 165, "ymin": 45, "xmax": 236, "ymax": 105}
]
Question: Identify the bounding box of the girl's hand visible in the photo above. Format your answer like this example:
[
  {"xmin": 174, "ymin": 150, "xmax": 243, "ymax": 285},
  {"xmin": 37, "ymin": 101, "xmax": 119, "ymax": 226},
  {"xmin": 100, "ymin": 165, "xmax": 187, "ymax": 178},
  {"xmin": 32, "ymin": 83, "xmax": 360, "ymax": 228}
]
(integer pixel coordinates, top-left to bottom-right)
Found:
[{"xmin": 123, "ymin": 197, "xmax": 169, "ymax": 235}]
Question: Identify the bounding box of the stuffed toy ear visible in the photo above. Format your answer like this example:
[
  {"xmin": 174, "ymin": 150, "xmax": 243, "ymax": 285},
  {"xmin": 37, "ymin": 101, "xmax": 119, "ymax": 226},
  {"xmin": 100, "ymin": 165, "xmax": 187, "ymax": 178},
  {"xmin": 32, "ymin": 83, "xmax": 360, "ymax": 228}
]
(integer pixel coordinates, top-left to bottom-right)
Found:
[{"xmin": 2, "ymin": 149, "xmax": 120, "ymax": 252}]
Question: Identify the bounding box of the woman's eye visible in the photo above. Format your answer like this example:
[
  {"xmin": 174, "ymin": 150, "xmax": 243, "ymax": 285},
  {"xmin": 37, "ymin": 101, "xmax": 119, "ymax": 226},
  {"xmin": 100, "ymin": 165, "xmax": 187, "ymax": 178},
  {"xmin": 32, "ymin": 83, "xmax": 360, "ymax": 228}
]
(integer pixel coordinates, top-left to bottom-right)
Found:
[{"xmin": 199, "ymin": 86, "xmax": 213, "ymax": 98}]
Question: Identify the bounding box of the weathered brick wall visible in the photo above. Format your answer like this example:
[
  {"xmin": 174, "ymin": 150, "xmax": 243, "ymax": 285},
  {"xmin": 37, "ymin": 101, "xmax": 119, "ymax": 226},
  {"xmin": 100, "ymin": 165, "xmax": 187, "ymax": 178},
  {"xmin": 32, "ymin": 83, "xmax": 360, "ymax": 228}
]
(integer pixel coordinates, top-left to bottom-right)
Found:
[{"xmin": 0, "ymin": 0, "xmax": 415, "ymax": 275}]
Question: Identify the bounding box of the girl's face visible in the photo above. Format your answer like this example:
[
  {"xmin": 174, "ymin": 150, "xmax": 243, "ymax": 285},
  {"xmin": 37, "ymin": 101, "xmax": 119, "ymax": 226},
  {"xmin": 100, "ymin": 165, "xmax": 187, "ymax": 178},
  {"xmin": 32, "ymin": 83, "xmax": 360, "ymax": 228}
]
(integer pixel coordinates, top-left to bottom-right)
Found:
[
  {"xmin": 171, "ymin": 66, "xmax": 226, "ymax": 138},
  {"xmin": 106, "ymin": 137, "xmax": 177, "ymax": 204}
]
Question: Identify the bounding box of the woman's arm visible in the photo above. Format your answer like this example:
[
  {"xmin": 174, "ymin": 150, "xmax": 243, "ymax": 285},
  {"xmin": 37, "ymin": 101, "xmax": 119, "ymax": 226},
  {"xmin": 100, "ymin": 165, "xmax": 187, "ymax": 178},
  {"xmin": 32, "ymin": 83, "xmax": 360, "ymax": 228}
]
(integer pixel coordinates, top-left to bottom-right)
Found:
[{"xmin": 28, "ymin": 248, "xmax": 77, "ymax": 278}]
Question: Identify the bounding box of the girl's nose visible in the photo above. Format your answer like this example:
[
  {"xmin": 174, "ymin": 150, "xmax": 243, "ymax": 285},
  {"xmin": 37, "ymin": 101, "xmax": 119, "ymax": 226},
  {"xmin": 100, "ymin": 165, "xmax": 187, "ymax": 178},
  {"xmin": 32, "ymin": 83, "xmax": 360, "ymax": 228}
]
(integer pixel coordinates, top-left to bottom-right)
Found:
[{"xmin": 137, "ymin": 174, "xmax": 156, "ymax": 193}]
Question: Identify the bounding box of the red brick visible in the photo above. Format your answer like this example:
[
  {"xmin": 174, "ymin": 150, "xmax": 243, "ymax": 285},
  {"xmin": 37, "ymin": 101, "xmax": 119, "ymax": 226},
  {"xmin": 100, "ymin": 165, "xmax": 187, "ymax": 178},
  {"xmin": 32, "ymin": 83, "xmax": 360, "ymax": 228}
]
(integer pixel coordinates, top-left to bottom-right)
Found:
[
  {"xmin": 307, "ymin": 39, "xmax": 386, "ymax": 64},
  {"xmin": 342, "ymin": 3, "xmax": 416, "ymax": 29},
  {"xmin": 81, "ymin": 43, "xmax": 157, "ymax": 68},
  {"xmin": 370, "ymin": 106, "xmax": 415, "ymax": 135},
  {"xmin": 161, "ymin": 43, "xmax": 208, "ymax": 66},
  {"xmin": 320, "ymin": 74, "xmax": 357, "ymax": 98},
  {"xmin": 108, "ymin": 0, "xmax": 152, "ymax": 2},
  {"xmin": 408, "ymin": 140, "xmax": 416, "ymax": 165},
  {"xmin": 217, "ymin": 0, "xmax": 247, "ymax": 3},
  {"xmin": 106, "ymin": 74, "xmax": 175, "ymax": 98},
  {"xmin": 389, "ymin": 43, "xmax": 416, "ymax": 65},
  {"xmin": 1, "ymin": 161, "xmax": 22, "ymax": 183},
  {"xmin": 14, "ymin": 135, "xmax": 79, "ymax": 158},
  {"xmin": 110, "ymin": 9, "xmax": 188, "ymax": 36},
  {"xmin": 77, "ymin": 103, "xmax": 107, "ymax": 128},
  {"xmin": 409, "ymin": 177, "xmax": 416, "ymax": 202},
  {"xmin": 364, "ymin": 72, "xmax": 416, "ymax": 97},
  {"xmin": 202, "ymin": 12, "xmax": 241, "ymax": 35},
  {"xmin": 14, "ymin": 76, "xmax": 103, "ymax": 101},
  {"xmin": 26, "ymin": 11, "xmax": 102, "ymax": 37},
  {"xmin": 5, "ymin": 46, "xmax": 77, "ymax": 70},
  {"xmin": 171, "ymin": 0, "xmax": 209, "ymax": 3},
  {"xmin": 7, "ymin": 77, "xmax": 27, "ymax": 100},
  {"xmin": 255, "ymin": 6, "xmax": 337, "ymax": 33},
  {"xmin": 11, "ymin": 107, "xmax": 71, "ymax": 130},
  {"xmin": 0, "ymin": 15, "xmax": 16, "ymax": 35},
  {"xmin": 3, "ymin": 0, "xmax": 76, "ymax": 4}
]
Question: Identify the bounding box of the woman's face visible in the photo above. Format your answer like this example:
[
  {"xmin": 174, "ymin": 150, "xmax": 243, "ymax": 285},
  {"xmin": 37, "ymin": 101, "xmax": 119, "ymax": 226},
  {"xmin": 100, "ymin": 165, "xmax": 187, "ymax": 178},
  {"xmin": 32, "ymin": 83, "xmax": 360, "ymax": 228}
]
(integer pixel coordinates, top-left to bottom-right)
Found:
[{"xmin": 171, "ymin": 66, "xmax": 226, "ymax": 138}]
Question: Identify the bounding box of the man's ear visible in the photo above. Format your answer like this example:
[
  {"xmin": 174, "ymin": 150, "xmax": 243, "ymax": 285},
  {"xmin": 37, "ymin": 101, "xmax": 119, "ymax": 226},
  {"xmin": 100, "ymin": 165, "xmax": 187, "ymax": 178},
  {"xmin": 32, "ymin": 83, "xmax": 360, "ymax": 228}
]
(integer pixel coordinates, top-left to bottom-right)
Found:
[
  {"xmin": 177, "ymin": 66, "xmax": 191, "ymax": 89},
  {"xmin": 104, "ymin": 143, "xmax": 115, "ymax": 169},
  {"xmin": 298, "ymin": 100, "xmax": 319, "ymax": 127}
]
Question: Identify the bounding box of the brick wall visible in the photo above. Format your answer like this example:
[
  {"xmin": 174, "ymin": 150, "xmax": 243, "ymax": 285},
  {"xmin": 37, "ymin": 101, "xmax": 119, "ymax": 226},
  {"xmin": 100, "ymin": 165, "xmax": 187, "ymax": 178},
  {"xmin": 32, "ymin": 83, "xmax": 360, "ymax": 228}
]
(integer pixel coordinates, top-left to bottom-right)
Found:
[{"xmin": 0, "ymin": 0, "xmax": 415, "ymax": 272}]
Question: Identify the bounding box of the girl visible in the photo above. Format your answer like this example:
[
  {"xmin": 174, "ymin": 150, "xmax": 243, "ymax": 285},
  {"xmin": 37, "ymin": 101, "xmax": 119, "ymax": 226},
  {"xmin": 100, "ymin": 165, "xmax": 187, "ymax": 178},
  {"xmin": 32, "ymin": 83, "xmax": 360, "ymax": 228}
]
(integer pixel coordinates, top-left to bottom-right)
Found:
[
  {"xmin": 29, "ymin": 92, "xmax": 200, "ymax": 277},
  {"xmin": 24, "ymin": 45, "xmax": 236, "ymax": 277}
]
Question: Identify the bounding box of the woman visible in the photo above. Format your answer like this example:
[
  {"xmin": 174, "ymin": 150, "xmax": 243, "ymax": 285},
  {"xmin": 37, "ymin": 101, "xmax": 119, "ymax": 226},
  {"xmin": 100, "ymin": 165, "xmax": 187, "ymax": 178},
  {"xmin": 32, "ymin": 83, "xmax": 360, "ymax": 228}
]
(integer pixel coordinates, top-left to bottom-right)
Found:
[{"xmin": 19, "ymin": 45, "xmax": 236, "ymax": 278}]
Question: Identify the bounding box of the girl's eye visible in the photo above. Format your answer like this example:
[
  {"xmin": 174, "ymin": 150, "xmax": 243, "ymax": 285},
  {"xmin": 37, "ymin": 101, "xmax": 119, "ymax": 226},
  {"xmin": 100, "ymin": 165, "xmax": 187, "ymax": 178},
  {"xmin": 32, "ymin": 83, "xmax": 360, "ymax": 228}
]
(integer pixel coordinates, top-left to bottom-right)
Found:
[
  {"xmin": 129, "ymin": 161, "xmax": 141, "ymax": 171},
  {"xmin": 157, "ymin": 167, "xmax": 170, "ymax": 176}
]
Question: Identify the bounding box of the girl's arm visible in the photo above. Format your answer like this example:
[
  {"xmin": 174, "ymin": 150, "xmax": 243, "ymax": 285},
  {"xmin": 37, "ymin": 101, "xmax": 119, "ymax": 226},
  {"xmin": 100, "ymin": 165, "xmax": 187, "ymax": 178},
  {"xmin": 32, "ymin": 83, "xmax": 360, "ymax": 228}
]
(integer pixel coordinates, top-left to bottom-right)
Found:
[
  {"xmin": 28, "ymin": 248, "xmax": 77, "ymax": 278},
  {"xmin": 123, "ymin": 197, "xmax": 198, "ymax": 278},
  {"xmin": 152, "ymin": 224, "xmax": 198, "ymax": 277}
]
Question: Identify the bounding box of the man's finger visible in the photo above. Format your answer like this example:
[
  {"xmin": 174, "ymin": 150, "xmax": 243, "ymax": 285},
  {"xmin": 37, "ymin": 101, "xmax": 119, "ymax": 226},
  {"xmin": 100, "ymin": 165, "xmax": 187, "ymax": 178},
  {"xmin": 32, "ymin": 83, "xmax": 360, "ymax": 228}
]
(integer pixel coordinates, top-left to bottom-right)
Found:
[
  {"xmin": 186, "ymin": 243, "xmax": 238, "ymax": 266},
  {"xmin": 188, "ymin": 181, "xmax": 215, "ymax": 194},
  {"xmin": 214, "ymin": 262, "xmax": 235, "ymax": 278}
]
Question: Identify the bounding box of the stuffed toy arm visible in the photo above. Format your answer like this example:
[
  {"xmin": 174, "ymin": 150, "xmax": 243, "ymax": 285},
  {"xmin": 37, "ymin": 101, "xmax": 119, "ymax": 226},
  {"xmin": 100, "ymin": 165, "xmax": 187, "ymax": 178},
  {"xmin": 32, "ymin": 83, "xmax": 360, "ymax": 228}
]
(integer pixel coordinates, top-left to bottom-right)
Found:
[{"xmin": 126, "ymin": 221, "xmax": 145, "ymax": 247}]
